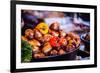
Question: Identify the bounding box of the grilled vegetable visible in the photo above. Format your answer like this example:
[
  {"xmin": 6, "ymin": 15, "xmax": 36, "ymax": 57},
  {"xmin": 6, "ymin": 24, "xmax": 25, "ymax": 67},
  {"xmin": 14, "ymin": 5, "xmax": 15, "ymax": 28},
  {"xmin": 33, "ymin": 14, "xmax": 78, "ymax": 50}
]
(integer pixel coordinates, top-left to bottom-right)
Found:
[
  {"xmin": 50, "ymin": 36, "xmax": 60, "ymax": 47},
  {"xmin": 36, "ymin": 22, "xmax": 49, "ymax": 34}
]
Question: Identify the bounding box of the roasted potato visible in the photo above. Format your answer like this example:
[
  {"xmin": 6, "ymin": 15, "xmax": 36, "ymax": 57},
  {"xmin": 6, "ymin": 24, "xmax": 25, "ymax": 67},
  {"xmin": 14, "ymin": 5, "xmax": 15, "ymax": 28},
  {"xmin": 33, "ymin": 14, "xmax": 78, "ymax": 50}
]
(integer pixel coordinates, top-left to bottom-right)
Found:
[
  {"xmin": 50, "ymin": 50, "xmax": 58, "ymax": 55},
  {"xmin": 49, "ymin": 22, "xmax": 60, "ymax": 31},
  {"xmin": 21, "ymin": 36, "xmax": 28, "ymax": 41},
  {"xmin": 59, "ymin": 30, "xmax": 66, "ymax": 37},
  {"xmin": 34, "ymin": 29, "xmax": 42, "ymax": 40},
  {"xmin": 49, "ymin": 29, "xmax": 59, "ymax": 37},
  {"xmin": 32, "ymin": 46, "xmax": 40, "ymax": 53},
  {"xmin": 42, "ymin": 42, "xmax": 52, "ymax": 53},
  {"xmin": 43, "ymin": 34, "xmax": 52, "ymax": 42},
  {"xmin": 33, "ymin": 53, "xmax": 45, "ymax": 58},
  {"xmin": 25, "ymin": 29, "xmax": 34, "ymax": 40},
  {"xmin": 28, "ymin": 39, "xmax": 41, "ymax": 47},
  {"xmin": 58, "ymin": 49, "xmax": 66, "ymax": 55}
]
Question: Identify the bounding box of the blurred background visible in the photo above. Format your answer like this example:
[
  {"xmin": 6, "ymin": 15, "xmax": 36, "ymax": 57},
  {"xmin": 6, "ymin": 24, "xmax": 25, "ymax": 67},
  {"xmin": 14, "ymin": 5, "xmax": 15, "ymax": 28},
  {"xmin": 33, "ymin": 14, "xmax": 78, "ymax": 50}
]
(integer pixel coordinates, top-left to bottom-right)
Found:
[{"xmin": 21, "ymin": 10, "xmax": 90, "ymax": 33}]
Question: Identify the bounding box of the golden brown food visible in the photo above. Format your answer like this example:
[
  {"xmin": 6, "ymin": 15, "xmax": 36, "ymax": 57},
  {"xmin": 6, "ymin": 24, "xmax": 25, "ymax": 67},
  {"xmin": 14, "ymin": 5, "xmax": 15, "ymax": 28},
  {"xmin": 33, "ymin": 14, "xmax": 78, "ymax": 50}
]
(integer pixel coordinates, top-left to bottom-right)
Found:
[
  {"xmin": 68, "ymin": 32, "xmax": 80, "ymax": 40},
  {"xmin": 58, "ymin": 49, "xmax": 66, "ymax": 55},
  {"xmin": 59, "ymin": 38, "xmax": 67, "ymax": 46},
  {"xmin": 66, "ymin": 36, "xmax": 71, "ymax": 41},
  {"xmin": 49, "ymin": 30, "xmax": 59, "ymax": 37},
  {"xmin": 84, "ymin": 33, "xmax": 90, "ymax": 41},
  {"xmin": 25, "ymin": 29, "xmax": 34, "ymax": 39},
  {"xmin": 34, "ymin": 29, "xmax": 42, "ymax": 40},
  {"xmin": 49, "ymin": 22, "xmax": 60, "ymax": 31},
  {"xmin": 33, "ymin": 53, "xmax": 45, "ymax": 58},
  {"xmin": 66, "ymin": 44, "xmax": 75, "ymax": 52},
  {"xmin": 32, "ymin": 46, "xmax": 40, "ymax": 53},
  {"xmin": 66, "ymin": 32, "xmax": 80, "ymax": 47},
  {"xmin": 42, "ymin": 42, "xmax": 52, "ymax": 53},
  {"xmin": 28, "ymin": 39, "xmax": 41, "ymax": 47},
  {"xmin": 50, "ymin": 50, "xmax": 58, "ymax": 55},
  {"xmin": 43, "ymin": 34, "xmax": 52, "ymax": 42},
  {"xmin": 59, "ymin": 30, "xmax": 66, "ymax": 37},
  {"xmin": 22, "ymin": 21, "xmax": 81, "ymax": 59},
  {"xmin": 21, "ymin": 36, "xmax": 28, "ymax": 41},
  {"xmin": 36, "ymin": 22, "xmax": 49, "ymax": 34}
]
